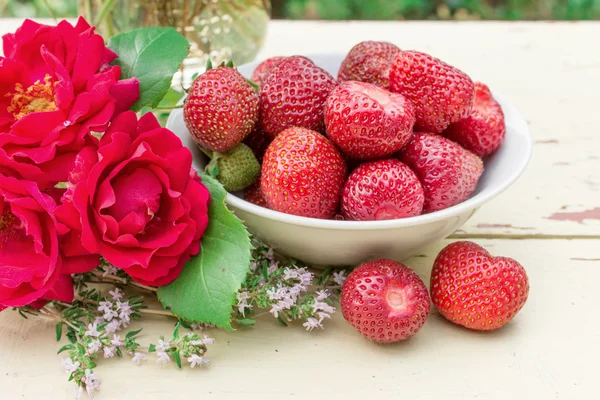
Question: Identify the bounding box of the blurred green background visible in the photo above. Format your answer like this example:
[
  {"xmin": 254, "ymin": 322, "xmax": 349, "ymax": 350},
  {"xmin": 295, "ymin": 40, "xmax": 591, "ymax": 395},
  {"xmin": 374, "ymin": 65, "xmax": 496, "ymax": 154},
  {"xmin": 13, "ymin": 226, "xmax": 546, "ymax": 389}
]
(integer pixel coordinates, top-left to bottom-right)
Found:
[{"xmin": 2, "ymin": 0, "xmax": 600, "ymax": 20}]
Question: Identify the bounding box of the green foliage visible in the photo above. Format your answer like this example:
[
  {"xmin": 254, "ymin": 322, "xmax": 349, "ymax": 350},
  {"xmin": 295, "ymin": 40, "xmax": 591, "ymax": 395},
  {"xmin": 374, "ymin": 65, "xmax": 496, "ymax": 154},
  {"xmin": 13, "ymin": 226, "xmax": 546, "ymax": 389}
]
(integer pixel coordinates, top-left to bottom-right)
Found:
[
  {"xmin": 158, "ymin": 173, "xmax": 252, "ymax": 330},
  {"xmin": 107, "ymin": 27, "xmax": 189, "ymax": 111}
]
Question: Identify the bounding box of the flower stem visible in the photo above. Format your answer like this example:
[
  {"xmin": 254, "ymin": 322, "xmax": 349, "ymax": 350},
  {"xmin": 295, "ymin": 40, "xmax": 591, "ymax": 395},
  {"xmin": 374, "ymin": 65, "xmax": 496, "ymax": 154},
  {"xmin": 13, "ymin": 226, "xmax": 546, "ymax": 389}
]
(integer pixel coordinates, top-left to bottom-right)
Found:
[
  {"xmin": 153, "ymin": 105, "xmax": 184, "ymax": 111},
  {"xmin": 138, "ymin": 308, "xmax": 176, "ymax": 318},
  {"xmin": 92, "ymin": 272, "xmax": 158, "ymax": 292},
  {"xmin": 94, "ymin": 0, "xmax": 118, "ymax": 27}
]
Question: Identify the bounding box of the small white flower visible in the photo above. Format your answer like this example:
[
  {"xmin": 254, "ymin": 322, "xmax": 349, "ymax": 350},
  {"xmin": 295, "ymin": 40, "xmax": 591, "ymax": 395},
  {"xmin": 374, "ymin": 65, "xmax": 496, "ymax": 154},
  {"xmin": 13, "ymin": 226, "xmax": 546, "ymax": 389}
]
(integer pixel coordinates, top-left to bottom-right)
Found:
[
  {"xmin": 236, "ymin": 291, "xmax": 252, "ymax": 316},
  {"xmin": 61, "ymin": 357, "xmax": 80, "ymax": 374},
  {"xmin": 103, "ymin": 346, "xmax": 116, "ymax": 358},
  {"xmin": 109, "ymin": 288, "xmax": 123, "ymax": 301},
  {"xmin": 156, "ymin": 339, "xmax": 171, "ymax": 352},
  {"xmin": 303, "ymin": 317, "xmax": 323, "ymax": 331},
  {"xmin": 132, "ymin": 352, "xmax": 146, "ymax": 366},
  {"xmin": 316, "ymin": 289, "xmax": 329, "ymax": 301},
  {"xmin": 317, "ymin": 312, "xmax": 331, "ymax": 320},
  {"xmin": 103, "ymin": 309, "xmax": 119, "ymax": 321},
  {"xmin": 84, "ymin": 322, "xmax": 101, "ymax": 338},
  {"xmin": 313, "ymin": 300, "xmax": 335, "ymax": 315},
  {"xmin": 333, "ymin": 270, "xmax": 347, "ymax": 286},
  {"xmin": 104, "ymin": 319, "xmax": 121, "ymax": 334},
  {"xmin": 93, "ymin": 316, "xmax": 105, "ymax": 326},
  {"xmin": 156, "ymin": 351, "xmax": 171, "ymax": 365},
  {"xmin": 83, "ymin": 369, "xmax": 101, "ymax": 398},
  {"xmin": 102, "ymin": 264, "xmax": 117, "ymax": 277},
  {"xmin": 201, "ymin": 335, "xmax": 214, "ymax": 345},
  {"xmin": 87, "ymin": 340, "xmax": 102, "ymax": 355},
  {"xmin": 299, "ymin": 271, "xmax": 313, "ymax": 286},
  {"xmin": 97, "ymin": 300, "xmax": 113, "ymax": 314},
  {"xmin": 187, "ymin": 354, "xmax": 209, "ymax": 368},
  {"xmin": 116, "ymin": 300, "xmax": 133, "ymax": 324},
  {"xmin": 283, "ymin": 267, "xmax": 299, "ymax": 281},
  {"xmin": 249, "ymin": 261, "xmax": 259, "ymax": 271},
  {"xmin": 264, "ymin": 247, "xmax": 275, "ymax": 261},
  {"xmin": 110, "ymin": 334, "xmax": 124, "ymax": 347}
]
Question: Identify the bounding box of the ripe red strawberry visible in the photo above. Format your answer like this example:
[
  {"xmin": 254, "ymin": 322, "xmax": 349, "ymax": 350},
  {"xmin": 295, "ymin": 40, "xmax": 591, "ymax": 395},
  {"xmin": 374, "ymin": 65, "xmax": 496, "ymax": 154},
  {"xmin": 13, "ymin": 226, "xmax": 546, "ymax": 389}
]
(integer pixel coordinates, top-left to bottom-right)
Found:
[
  {"xmin": 243, "ymin": 180, "xmax": 268, "ymax": 208},
  {"xmin": 324, "ymin": 81, "xmax": 415, "ymax": 160},
  {"xmin": 341, "ymin": 159, "xmax": 424, "ymax": 221},
  {"xmin": 261, "ymin": 127, "xmax": 346, "ymax": 219},
  {"xmin": 389, "ymin": 51, "xmax": 475, "ymax": 133},
  {"xmin": 398, "ymin": 133, "xmax": 483, "ymax": 213},
  {"xmin": 341, "ymin": 259, "xmax": 431, "ymax": 343},
  {"xmin": 259, "ymin": 56, "xmax": 337, "ymax": 138},
  {"xmin": 243, "ymin": 125, "xmax": 272, "ymax": 162},
  {"xmin": 184, "ymin": 66, "xmax": 259, "ymax": 152},
  {"xmin": 338, "ymin": 41, "xmax": 401, "ymax": 88},
  {"xmin": 444, "ymin": 82, "xmax": 506, "ymax": 157},
  {"xmin": 430, "ymin": 241, "xmax": 529, "ymax": 331},
  {"xmin": 250, "ymin": 56, "xmax": 287, "ymax": 88}
]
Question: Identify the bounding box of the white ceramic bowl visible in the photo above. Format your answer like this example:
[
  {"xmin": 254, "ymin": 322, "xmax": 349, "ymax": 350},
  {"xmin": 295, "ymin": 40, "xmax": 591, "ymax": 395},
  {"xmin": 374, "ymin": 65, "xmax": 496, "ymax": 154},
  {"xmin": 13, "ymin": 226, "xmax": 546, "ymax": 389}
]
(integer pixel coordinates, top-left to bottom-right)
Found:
[{"xmin": 167, "ymin": 53, "xmax": 532, "ymax": 266}]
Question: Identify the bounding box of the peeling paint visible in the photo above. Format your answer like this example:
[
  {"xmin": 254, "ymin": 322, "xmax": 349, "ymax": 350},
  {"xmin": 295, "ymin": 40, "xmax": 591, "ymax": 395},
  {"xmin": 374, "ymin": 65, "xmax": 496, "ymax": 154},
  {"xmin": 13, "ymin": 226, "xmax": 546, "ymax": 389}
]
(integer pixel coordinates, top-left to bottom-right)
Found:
[
  {"xmin": 547, "ymin": 207, "xmax": 600, "ymax": 224},
  {"xmin": 536, "ymin": 139, "xmax": 559, "ymax": 144},
  {"xmin": 477, "ymin": 223, "xmax": 535, "ymax": 230}
]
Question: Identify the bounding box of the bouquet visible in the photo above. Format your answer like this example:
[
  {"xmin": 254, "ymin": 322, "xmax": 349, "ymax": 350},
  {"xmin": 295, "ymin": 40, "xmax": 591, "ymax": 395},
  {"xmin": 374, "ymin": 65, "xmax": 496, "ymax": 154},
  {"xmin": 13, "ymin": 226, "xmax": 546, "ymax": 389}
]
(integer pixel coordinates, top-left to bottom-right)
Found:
[{"xmin": 0, "ymin": 18, "xmax": 340, "ymax": 398}]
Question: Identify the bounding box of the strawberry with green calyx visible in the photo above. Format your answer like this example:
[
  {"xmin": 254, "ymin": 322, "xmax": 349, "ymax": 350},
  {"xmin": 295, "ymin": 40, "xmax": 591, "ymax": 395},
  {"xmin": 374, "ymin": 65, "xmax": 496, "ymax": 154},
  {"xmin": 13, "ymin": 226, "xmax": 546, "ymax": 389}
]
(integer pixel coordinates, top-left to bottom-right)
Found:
[
  {"xmin": 184, "ymin": 60, "xmax": 259, "ymax": 152},
  {"xmin": 205, "ymin": 143, "xmax": 260, "ymax": 192}
]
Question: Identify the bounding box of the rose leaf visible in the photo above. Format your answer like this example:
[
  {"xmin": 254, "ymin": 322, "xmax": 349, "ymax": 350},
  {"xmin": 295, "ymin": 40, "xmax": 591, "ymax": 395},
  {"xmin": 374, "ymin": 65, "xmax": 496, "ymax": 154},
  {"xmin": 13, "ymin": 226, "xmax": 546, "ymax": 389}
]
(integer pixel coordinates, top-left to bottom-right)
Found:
[
  {"xmin": 157, "ymin": 173, "xmax": 252, "ymax": 330},
  {"xmin": 108, "ymin": 27, "xmax": 190, "ymax": 111}
]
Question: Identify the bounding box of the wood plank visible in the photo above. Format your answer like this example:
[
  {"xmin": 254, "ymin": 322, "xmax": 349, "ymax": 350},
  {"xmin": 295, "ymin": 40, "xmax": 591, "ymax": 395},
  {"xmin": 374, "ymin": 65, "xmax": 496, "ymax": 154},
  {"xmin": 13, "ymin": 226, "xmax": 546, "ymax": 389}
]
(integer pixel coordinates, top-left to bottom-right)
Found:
[{"xmin": 1, "ymin": 238, "xmax": 598, "ymax": 399}]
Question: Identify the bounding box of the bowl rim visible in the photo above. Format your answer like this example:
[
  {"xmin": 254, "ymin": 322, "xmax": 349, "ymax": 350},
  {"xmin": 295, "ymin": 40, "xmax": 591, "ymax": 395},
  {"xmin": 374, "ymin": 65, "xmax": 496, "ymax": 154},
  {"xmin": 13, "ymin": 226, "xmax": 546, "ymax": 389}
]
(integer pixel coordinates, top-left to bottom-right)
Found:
[{"xmin": 172, "ymin": 53, "xmax": 533, "ymax": 231}]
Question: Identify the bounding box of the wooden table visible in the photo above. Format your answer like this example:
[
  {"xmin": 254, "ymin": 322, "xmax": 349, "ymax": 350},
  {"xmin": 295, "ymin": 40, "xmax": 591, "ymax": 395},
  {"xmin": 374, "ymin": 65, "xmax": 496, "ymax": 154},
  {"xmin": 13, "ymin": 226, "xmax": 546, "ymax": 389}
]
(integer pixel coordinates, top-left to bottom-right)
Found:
[{"xmin": 1, "ymin": 19, "xmax": 599, "ymax": 399}]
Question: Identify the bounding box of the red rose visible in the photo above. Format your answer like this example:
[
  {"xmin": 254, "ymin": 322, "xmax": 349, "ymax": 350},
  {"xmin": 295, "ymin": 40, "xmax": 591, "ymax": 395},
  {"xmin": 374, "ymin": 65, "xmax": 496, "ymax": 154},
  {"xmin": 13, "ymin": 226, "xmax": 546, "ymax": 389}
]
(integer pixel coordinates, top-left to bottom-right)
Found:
[
  {"xmin": 0, "ymin": 18, "xmax": 139, "ymax": 188},
  {"xmin": 57, "ymin": 112, "xmax": 210, "ymax": 286},
  {"xmin": 0, "ymin": 175, "xmax": 75, "ymax": 308}
]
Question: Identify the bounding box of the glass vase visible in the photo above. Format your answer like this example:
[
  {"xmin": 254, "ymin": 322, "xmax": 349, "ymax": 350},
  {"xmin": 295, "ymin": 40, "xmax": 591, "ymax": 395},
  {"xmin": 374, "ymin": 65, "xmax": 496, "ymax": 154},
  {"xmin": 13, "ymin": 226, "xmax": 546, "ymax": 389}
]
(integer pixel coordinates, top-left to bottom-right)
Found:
[{"xmin": 79, "ymin": 0, "xmax": 270, "ymax": 76}]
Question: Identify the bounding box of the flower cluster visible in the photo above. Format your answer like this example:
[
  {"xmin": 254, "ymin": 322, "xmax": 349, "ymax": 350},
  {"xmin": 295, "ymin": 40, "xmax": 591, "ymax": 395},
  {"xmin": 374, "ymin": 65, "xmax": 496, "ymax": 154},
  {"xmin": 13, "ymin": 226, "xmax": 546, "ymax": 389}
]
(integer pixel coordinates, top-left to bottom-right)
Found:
[
  {"xmin": 0, "ymin": 18, "xmax": 210, "ymax": 312},
  {"xmin": 234, "ymin": 243, "xmax": 347, "ymax": 330}
]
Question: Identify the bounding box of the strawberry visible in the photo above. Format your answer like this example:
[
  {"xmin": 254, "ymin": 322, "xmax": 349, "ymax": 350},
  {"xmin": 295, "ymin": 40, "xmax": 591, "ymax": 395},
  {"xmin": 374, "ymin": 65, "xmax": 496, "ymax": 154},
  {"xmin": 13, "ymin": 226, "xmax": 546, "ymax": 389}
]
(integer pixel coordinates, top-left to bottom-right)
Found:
[
  {"xmin": 341, "ymin": 159, "xmax": 424, "ymax": 221},
  {"xmin": 250, "ymin": 56, "xmax": 287, "ymax": 88},
  {"xmin": 338, "ymin": 41, "xmax": 401, "ymax": 88},
  {"xmin": 243, "ymin": 125, "xmax": 272, "ymax": 162},
  {"xmin": 324, "ymin": 81, "xmax": 415, "ymax": 160},
  {"xmin": 444, "ymin": 82, "xmax": 506, "ymax": 157},
  {"xmin": 184, "ymin": 66, "xmax": 259, "ymax": 152},
  {"xmin": 261, "ymin": 127, "xmax": 346, "ymax": 219},
  {"xmin": 398, "ymin": 133, "xmax": 483, "ymax": 213},
  {"xmin": 243, "ymin": 180, "xmax": 268, "ymax": 208},
  {"xmin": 259, "ymin": 56, "xmax": 337, "ymax": 138},
  {"xmin": 341, "ymin": 259, "xmax": 431, "ymax": 343},
  {"xmin": 389, "ymin": 50, "xmax": 475, "ymax": 133},
  {"xmin": 430, "ymin": 241, "xmax": 529, "ymax": 331}
]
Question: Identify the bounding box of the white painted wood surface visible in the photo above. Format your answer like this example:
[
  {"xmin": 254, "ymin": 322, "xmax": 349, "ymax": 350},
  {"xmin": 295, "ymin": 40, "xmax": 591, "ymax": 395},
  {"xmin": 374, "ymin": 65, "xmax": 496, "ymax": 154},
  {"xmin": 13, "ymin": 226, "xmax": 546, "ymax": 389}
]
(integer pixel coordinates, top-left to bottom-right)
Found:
[{"xmin": 1, "ymin": 20, "xmax": 599, "ymax": 400}]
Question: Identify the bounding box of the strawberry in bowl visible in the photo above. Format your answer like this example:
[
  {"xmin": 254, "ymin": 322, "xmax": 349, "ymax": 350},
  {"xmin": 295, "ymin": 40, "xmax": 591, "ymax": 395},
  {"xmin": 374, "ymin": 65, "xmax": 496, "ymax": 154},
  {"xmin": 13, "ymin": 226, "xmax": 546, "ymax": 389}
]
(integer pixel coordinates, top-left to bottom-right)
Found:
[{"xmin": 167, "ymin": 50, "xmax": 531, "ymax": 266}]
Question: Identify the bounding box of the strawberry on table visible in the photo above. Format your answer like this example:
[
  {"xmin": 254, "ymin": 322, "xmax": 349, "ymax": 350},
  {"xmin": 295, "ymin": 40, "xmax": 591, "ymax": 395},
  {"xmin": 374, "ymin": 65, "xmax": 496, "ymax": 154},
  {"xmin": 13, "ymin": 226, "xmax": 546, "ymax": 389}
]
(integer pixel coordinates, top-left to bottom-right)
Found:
[
  {"xmin": 259, "ymin": 56, "xmax": 337, "ymax": 138},
  {"xmin": 250, "ymin": 56, "xmax": 287, "ymax": 88},
  {"xmin": 184, "ymin": 66, "xmax": 259, "ymax": 152},
  {"xmin": 389, "ymin": 50, "xmax": 475, "ymax": 134},
  {"xmin": 261, "ymin": 127, "xmax": 346, "ymax": 219},
  {"xmin": 324, "ymin": 81, "xmax": 415, "ymax": 160},
  {"xmin": 398, "ymin": 132, "xmax": 483, "ymax": 213},
  {"xmin": 341, "ymin": 159, "xmax": 424, "ymax": 221},
  {"xmin": 338, "ymin": 41, "xmax": 401, "ymax": 88},
  {"xmin": 430, "ymin": 241, "xmax": 529, "ymax": 331},
  {"xmin": 444, "ymin": 82, "xmax": 506, "ymax": 157},
  {"xmin": 341, "ymin": 259, "xmax": 431, "ymax": 343}
]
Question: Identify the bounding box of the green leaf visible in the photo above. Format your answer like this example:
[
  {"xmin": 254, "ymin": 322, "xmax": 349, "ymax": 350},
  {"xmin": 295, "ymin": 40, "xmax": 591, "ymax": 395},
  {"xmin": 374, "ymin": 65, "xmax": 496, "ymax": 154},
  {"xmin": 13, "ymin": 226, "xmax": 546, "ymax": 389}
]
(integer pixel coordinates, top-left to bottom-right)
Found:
[
  {"xmin": 116, "ymin": 347, "xmax": 123, "ymax": 358},
  {"xmin": 108, "ymin": 27, "xmax": 190, "ymax": 111},
  {"xmin": 236, "ymin": 318, "xmax": 256, "ymax": 327},
  {"xmin": 158, "ymin": 173, "xmax": 252, "ymax": 329},
  {"xmin": 148, "ymin": 344, "xmax": 156, "ymax": 353},
  {"xmin": 55, "ymin": 322, "xmax": 63, "ymax": 342},
  {"xmin": 172, "ymin": 321, "xmax": 181, "ymax": 340},
  {"xmin": 126, "ymin": 328, "xmax": 143, "ymax": 339},
  {"xmin": 206, "ymin": 59, "xmax": 213, "ymax": 71},
  {"xmin": 76, "ymin": 343, "xmax": 86, "ymax": 355},
  {"xmin": 226, "ymin": 60, "xmax": 234, "ymax": 68},
  {"xmin": 57, "ymin": 344, "xmax": 75, "ymax": 354},
  {"xmin": 173, "ymin": 351, "xmax": 182, "ymax": 369}
]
